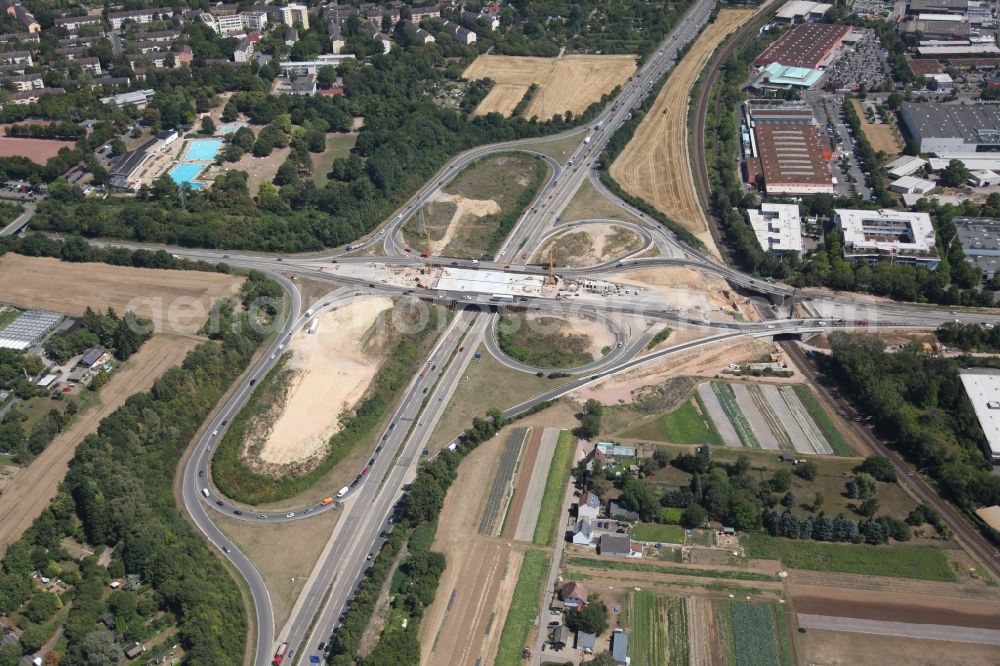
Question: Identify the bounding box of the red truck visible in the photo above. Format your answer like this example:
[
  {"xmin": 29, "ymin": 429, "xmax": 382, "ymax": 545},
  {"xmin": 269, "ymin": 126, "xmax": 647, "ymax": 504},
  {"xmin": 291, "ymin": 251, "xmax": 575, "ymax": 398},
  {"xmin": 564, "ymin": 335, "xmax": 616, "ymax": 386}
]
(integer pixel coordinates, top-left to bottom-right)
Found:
[
  {"xmin": 272, "ymin": 642, "xmax": 288, "ymax": 665},
  {"xmin": 420, "ymin": 252, "xmax": 429, "ymax": 258}
]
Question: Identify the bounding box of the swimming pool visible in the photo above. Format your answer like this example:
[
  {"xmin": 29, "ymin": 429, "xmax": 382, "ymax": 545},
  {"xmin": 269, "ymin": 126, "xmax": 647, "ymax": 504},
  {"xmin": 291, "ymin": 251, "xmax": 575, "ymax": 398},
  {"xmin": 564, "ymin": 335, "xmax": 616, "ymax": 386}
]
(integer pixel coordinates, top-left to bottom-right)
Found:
[
  {"xmin": 218, "ymin": 123, "xmax": 248, "ymax": 135},
  {"xmin": 169, "ymin": 163, "xmax": 205, "ymax": 187},
  {"xmin": 184, "ymin": 139, "xmax": 223, "ymax": 161}
]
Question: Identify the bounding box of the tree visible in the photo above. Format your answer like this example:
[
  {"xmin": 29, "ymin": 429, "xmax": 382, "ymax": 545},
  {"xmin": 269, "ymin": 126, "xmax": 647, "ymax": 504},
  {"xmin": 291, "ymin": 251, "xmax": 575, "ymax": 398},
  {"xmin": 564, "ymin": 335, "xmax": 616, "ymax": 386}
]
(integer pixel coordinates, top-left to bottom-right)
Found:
[
  {"xmin": 0, "ymin": 644, "xmax": 19, "ymax": 666},
  {"xmin": 941, "ymin": 159, "xmax": 970, "ymax": 187},
  {"xmin": 854, "ymin": 473, "xmax": 877, "ymax": 500},
  {"xmin": 620, "ymin": 477, "xmax": 658, "ymax": 521},
  {"xmin": 793, "ymin": 461, "xmax": 817, "ymax": 481},
  {"xmin": 317, "ymin": 64, "xmax": 337, "ymax": 89},
  {"xmin": 855, "ymin": 455, "xmax": 897, "ymax": 482},
  {"xmin": 201, "ymin": 116, "xmax": 216, "ymax": 135},
  {"xmin": 856, "ymin": 498, "xmax": 880, "ymax": 517},
  {"xmin": 680, "ymin": 503, "xmax": 707, "ymax": 528},
  {"xmin": 577, "ymin": 399, "xmax": 602, "ymax": 439},
  {"xmin": 780, "ymin": 491, "xmax": 796, "ymax": 508},
  {"xmin": 77, "ymin": 629, "xmax": 119, "ymax": 666},
  {"xmin": 769, "ymin": 468, "xmax": 791, "ymax": 493},
  {"xmin": 565, "ymin": 597, "xmax": 608, "ymax": 635},
  {"xmin": 19, "ymin": 623, "xmax": 50, "ymax": 653}
]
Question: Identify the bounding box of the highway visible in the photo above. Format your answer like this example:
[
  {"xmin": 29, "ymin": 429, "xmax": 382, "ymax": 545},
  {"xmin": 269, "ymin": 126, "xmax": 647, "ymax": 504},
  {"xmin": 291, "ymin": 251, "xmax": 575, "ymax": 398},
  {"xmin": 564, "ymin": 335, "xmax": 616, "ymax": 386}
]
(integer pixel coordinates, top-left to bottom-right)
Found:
[{"xmin": 151, "ymin": 0, "xmax": 1000, "ymax": 662}]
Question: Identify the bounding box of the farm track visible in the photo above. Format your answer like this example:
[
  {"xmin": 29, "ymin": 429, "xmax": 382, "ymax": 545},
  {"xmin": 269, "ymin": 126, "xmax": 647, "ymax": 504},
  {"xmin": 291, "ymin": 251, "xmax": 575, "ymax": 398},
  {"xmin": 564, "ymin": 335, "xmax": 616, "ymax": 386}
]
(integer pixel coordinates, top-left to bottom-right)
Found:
[
  {"xmin": 477, "ymin": 427, "xmax": 528, "ymax": 536},
  {"xmin": 748, "ymin": 385, "xmax": 792, "ymax": 450},
  {"xmin": 788, "ymin": 570, "xmax": 1000, "ymax": 601},
  {"xmin": 686, "ymin": 597, "xmax": 713, "ymax": 666}
]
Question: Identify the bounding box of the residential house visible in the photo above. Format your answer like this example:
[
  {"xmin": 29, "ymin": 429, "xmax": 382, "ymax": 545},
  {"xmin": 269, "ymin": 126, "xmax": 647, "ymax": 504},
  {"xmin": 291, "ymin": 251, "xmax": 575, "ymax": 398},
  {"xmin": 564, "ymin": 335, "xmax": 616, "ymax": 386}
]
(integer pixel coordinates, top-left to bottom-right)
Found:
[
  {"xmin": 8, "ymin": 73, "xmax": 42, "ymax": 91},
  {"xmin": 403, "ymin": 19, "xmax": 434, "ymax": 44},
  {"xmin": 122, "ymin": 642, "xmax": 144, "ymax": 660},
  {"xmin": 54, "ymin": 14, "xmax": 102, "ymax": 32},
  {"xmin": 571, "ymin": 519, "xmax": 593, "ymax": 545},
  {"xmin": 462, "ymin": 10, "xmax": 499, "ymax": 31},
  {"xmin": 8, "ymin": 87, "xmax": 63, "ymax": 105},
  {"xmin": 284, "ymin": 27, "xmax": 298, "ymax": 45},
  {"xmin": 559, "ymin": 581, "xmax": 588, "ymax": 608},
  {"xmin": 411, "ymin": 4, "xmax": 441, "ymax": 22},
  {"xmin": 77, "ymin": 57, "xmax": 102, "ymax": 74},
  {"xmin": 608, "ymin": 501, "xmax": 639, "ymax": 522},
  {"xmin": 329, "ymin": 21, "xmax": 345, "ymax": 53},
  {"xmin": 0, "ymin": 51, "xmax": 32, "ymax": 66},
  {"xmin": 56, "ymin": 46, "xmax": 87, "ymax": 60},
  {"xmin": 577, "ymin": 491, "xmax": 601, "ymax": 522},
  {"xmin": 577, "ymin": 631, "xmax": 597, "ymax": 654},
  {"xmin": 108, "ymin": 7, "xmax": 174, "ymax": 30},
  {"xmin": 441, "ymin": 19, "xmax": 476, "ymax": 44},
  {"xmin": 234, "ymin": 36, "xmax": 255, "ymax": 62},
  {"xmin": 599, "ymin": 533, "xmax": 642, "ymax": 558},
  {"xmin": 291, "ymin": 73, "xmax": 317, "ymax": 95},
  {"xmin": 13, "ymin": 4, "xmax": 39, "ymax": 33}
]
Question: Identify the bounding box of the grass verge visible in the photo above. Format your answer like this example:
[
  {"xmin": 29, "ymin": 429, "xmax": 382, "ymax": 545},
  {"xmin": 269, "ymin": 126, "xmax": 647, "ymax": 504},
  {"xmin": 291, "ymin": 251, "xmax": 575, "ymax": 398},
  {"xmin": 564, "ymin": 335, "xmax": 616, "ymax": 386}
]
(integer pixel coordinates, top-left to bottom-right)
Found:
[
  {"xmin": 533, "ymin": 430, "xmax": 575, "ymax": 546},
  {"xmin": 791, "ymin": 384, "xmax": 853, "ymax": 456},
  {"xmin": 495, "ymin": 550, "xmax": 550, "ymax": 666},
  {"xmin": 743, "ymin": 534, "xmax": 956, "ymax": 582}
]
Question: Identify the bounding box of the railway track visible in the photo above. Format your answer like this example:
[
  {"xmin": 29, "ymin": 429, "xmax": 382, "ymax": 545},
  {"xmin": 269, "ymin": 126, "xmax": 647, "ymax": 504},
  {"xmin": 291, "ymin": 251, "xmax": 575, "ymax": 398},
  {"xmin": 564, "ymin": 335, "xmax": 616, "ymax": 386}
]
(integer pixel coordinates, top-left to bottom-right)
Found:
[
  {"xmin": 780, "ymin": 341, "xmax": 1000, "ymax": 578},
  {"xmin": 690, "ymin": 2, "xmax": 778, "ymax": 255}
]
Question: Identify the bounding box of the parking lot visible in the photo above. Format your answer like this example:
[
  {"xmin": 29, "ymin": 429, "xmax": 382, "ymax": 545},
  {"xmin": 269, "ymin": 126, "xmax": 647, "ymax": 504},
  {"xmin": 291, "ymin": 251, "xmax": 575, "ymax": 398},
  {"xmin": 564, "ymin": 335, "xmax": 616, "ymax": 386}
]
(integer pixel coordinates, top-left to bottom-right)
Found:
[
  {"xmin": 822, "ymin": 29, "xmax": 891, "ymax": 92},
  {"xmin": 803, "ymin": 91, "xmax": 874, "ymax": 200}
]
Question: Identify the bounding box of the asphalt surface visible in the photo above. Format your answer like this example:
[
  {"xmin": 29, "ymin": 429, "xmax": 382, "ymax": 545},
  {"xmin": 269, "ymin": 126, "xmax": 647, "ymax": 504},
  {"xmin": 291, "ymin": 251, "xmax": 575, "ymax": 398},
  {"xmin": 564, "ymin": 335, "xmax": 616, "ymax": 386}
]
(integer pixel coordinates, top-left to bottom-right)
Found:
[{"xmin": 0, "ymin": 202, "xmax": 35, "ymax": 237}]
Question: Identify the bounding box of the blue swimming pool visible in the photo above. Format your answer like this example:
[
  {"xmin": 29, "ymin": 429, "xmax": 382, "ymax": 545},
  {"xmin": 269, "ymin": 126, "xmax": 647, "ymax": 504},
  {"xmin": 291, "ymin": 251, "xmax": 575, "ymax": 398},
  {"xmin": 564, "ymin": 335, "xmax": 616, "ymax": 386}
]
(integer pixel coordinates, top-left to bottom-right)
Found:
[
  {"xmin": 184, "ymin": 139, "xmax": 223, "ymax": 161},
  {"xmin": 218, "ymin": 123, "xmax": 248, "ymax": 135},
  {"xmin": 169, "ymin": 163, "xmax": 205, "ymax": 186}
]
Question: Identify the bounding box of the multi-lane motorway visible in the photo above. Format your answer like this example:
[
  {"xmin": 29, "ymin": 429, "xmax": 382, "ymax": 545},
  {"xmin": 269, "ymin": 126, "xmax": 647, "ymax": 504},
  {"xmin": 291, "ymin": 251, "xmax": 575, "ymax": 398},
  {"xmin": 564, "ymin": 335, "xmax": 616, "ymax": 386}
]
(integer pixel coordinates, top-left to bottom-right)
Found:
[{"xmin": 152, "ymin": 0, "xmax": 1000, "ymax": 663}]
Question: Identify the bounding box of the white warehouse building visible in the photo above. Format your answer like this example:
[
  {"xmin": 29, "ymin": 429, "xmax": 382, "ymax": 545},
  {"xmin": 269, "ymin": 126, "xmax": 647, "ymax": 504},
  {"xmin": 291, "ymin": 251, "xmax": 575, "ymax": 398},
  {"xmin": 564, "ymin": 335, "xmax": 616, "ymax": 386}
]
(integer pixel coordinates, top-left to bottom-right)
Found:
[{"xmin": 959, "ymin": 369, "xmax": 1000, "ymax": 464}]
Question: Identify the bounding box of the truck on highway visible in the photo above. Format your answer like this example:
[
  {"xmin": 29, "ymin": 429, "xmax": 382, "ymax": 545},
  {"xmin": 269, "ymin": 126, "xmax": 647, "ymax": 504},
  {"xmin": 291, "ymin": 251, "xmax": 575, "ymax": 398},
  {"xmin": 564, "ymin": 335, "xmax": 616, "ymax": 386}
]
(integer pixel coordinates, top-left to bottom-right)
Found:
[
  {"xmin": 336, "ymin": 486, "xmax": 349, "ymax": 498},
  {"xmin": 271, "ymin": 642, "xmax": 288, "ymax": 665},
  {"xmin": 321, "ymin": 496, "xmax": 334, "ymax": 506},
  {"xmin": 305, "ymin": 308, "xmax": 314, "ymax": 318},
  {"xmin": 490, "ymin": 295, "xmax": 514, "ymax": 303},
  {"xmin": 345, "ymin": 244, "xmax": 354, "ymax": 252},
  {"xmin": 583, "ymin": 135, "xmax": 592, "ymax": 144}
]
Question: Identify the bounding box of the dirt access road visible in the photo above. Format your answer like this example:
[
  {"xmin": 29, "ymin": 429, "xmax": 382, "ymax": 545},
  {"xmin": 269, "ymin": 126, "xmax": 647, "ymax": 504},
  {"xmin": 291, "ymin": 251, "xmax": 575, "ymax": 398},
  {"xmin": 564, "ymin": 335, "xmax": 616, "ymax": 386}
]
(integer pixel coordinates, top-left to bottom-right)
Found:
[
  {"xmin": 464, "ymin": 54, "xmax": 636, "ymax": 120},
  {"xmin": 0, "ymin": 334, "xmax": 199, "ymax": 552},
  {"xmin": 610, "ymin": 9, "xmax": 756, "ymax": 256}
]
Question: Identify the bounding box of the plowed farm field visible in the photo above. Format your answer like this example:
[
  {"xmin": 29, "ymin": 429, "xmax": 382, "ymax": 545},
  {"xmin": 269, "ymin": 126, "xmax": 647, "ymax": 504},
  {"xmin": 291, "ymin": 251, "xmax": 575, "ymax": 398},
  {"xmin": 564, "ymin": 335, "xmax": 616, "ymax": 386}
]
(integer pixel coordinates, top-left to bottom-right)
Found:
[
  {"xmin": 464, "ymin": 54, "xmax": 636, "ymax": 120},
  {"xmin": 610, "ymin": 9, "xmax": 755, "ymax": 255}
]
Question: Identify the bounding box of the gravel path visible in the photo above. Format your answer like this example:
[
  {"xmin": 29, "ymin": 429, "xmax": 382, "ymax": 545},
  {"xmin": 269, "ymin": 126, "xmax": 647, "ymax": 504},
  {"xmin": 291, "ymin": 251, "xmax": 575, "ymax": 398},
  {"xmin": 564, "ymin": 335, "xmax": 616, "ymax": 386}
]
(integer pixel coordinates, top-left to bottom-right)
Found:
[
  {"xmin": 797, "ymin": 614, "xmax": 1000, "ymax": 646},
  {"xmin": 697, "ymin": 382, "xmax": 740, "ymax": 447},
  {"xmin": 514, "ymin": 428, "xmax": 560, "ymax": 541},
  {"xmin": 732, "ymin": 383, "xmax": 780, "ymax": 449}
]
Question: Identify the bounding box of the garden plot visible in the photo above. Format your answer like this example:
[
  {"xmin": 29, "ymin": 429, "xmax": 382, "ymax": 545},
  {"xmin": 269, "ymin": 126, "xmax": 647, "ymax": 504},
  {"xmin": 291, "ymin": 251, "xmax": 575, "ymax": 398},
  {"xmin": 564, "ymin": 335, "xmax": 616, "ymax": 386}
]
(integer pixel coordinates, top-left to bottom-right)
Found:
[
  {"xmin": 731, "ymin": 384, "xmax": 780, "ymax": 449},
  {"xmin": 760, "ymin": 385, "xmax": 833, "ymax": 455},
  {"xmin": 477, "ymin": 427, "xmax": 529, "ymax": 536},
  {"xmin": 711, "ymin": 382, "xmax": 759, "ymax": 448},
  {"xmin": 697, "ymin": 382, "xmax": 740, "ymax": 447}
]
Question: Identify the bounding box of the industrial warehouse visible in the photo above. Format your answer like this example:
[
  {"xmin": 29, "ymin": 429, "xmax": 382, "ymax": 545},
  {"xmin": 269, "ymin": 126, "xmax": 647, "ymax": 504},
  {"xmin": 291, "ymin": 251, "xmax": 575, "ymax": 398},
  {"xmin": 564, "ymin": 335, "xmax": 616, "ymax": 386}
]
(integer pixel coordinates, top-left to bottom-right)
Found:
[
  {"xmin": 834, "ymin": 209, "xmax": 940, "ymax": 269},
  {"xmin": 752, "ymin": 23, "xmax": 852, "ymax": 69},
  {"xmin": 898, "ymin": 102, "xmax": 1000, "ymax": 154},
  {"xmin": 742, "ymin": 101, "xmax": 835, "ymax": 195}
]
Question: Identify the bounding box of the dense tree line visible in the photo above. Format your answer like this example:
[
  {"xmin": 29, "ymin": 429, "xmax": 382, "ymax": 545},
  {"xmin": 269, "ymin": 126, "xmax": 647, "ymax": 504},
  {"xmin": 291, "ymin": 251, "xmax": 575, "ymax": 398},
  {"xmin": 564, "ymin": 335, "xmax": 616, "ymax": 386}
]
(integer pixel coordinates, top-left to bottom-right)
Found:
[
  {"xmin": 937, "ymin": 321, "xmax": 1000, "ymax": 351},
  {"xmin": 821, "ymin": 333, "xmax": 1000, "ymax": 544},
  {"xmin": 6, "ymin": 122, "xmax": 86, "ymax": 140},
  {"xmin": 45, "ymin": 307, "xmax": 152, "ymax": 364}
]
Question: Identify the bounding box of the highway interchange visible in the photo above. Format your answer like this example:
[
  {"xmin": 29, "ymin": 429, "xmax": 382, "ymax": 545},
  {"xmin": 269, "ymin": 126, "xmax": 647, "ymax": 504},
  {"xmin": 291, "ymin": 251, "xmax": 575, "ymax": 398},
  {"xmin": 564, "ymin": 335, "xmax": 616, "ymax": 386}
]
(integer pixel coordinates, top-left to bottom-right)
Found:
[{"xmin": 94, "ymin": 0, "xmax": 1000, "ymax": 663}]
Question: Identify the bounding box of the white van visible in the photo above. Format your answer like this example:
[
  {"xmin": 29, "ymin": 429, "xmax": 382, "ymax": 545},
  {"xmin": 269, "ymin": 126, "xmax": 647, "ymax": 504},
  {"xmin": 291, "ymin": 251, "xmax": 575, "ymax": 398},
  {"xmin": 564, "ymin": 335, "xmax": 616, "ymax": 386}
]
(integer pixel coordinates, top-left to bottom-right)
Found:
[
  {"xmin": 336, "ymin": 486, "xmax": 349, "ymax": 499},
  {"xmin": 201, "ymin": 488, "xmax": 210, "ymax": 498}
]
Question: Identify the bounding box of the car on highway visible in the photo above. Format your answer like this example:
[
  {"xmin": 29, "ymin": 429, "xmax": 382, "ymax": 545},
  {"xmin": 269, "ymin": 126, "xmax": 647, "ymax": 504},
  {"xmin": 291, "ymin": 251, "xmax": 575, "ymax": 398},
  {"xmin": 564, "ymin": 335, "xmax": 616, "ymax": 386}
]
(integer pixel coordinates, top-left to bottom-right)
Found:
[
  {"xmin": 216, "ymin": 501, "xmax": 224, "ymax": 507},
  {"xmin": 270, "ymin": 354, "xmax": 276, "ymax": 360},
  {"xmin": 368, "ymin": 457, "xmax": 375, "ymax": 465},
  {"xmin": 199, "ymin": 470, "xmax": 204, "ymax": 477},
  {"xmin": 223, "ymin": 545, "xmax": 231, "ymax": 553},
  {"xmin": 257, "ymin": 513, "xmax": 267, "ymax": 519},
  {"xmin": 286, "ymin": 512, "xmax": 296, "ymax": 518},
  {"xmin": 212, "ymin": 429, "xmax": 218, "ymax": 436},
  {"xmin": 404, "ymin": 247, "xmax": 412, "ymax": 253},
  {"xmin": 362, "ymin": 466, "xmax": 369, "ymax": 474},
  {"xmin": 278, "ymin": 344, "xmax": 284, "ymax": 350},
  {"xmin": 376, "ymin": 445, "xmax": 383, "ymax": 453},
  {"xmin": 249, "ymin": 379, "xmax": 256, "ymax": 386},
  {"xmin": 233, "ymin": 510, "xmax": 242, "ymax": 516},
  {"xmin": 438, "ymin": 180, "xmax": 444, "ymax": 185}
]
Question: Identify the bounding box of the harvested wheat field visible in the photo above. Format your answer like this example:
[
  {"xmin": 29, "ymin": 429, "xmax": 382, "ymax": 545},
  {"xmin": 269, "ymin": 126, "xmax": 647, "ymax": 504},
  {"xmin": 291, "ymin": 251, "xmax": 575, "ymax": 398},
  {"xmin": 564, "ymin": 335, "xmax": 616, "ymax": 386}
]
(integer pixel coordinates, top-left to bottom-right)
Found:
[
  {"xmin": 0, "ymin": 254, "xmax": 243, "ymax": 335},
  {"xmin": 256, "ymin": 297, "xmax": 393, "ymax": 466},
  {"xmin": 464, "ymin": 54, "xmax": 637, "ymax": 120},
  {"xmin": 610, "ymin": 9, "xmax": 756, "ymax": 256},
  {"xmin": 0, "ymin": 334, "xmax": 199, "ymax": 552}
]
